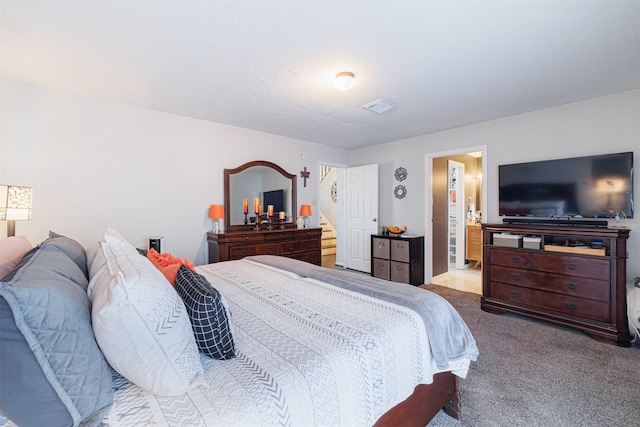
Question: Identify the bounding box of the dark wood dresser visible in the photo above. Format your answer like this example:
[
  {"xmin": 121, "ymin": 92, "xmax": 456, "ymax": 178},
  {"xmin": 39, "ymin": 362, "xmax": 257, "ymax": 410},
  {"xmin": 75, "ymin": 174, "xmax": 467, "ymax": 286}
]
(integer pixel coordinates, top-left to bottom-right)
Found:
[
  {"xmin": 481, "ymin": 223, "xmax": 631, "ymax": 346},
  {"xmin": 207, "ymin": 227, "xmax": 322, "ymax": 265},
  {"xmin": 371, "ymin": 234, "xmax": 424, "ymax": 286}
]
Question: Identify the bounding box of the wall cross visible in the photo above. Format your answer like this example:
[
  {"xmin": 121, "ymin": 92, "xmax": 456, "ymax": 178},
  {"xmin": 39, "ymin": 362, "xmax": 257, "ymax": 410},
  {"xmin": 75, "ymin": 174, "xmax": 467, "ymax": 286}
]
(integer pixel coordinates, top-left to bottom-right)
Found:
[{"xmin": 300, "ymin": 167, "xmax": 310, "ymax": 187}]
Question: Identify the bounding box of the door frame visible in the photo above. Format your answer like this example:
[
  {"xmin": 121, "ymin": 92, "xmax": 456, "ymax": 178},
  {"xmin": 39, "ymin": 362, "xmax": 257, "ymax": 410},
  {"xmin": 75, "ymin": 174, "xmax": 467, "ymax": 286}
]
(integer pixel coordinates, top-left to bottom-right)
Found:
[
  {"xmin": 448, "ymin": 160, "xmax": 466, "ymax": 270},
  {"xmin": 424, "ymin": 145, "xmax": 488, "ymax": 282},
  {"xmin": 316, "ymin": 161, "xmax": 349, "ymax": 267}
]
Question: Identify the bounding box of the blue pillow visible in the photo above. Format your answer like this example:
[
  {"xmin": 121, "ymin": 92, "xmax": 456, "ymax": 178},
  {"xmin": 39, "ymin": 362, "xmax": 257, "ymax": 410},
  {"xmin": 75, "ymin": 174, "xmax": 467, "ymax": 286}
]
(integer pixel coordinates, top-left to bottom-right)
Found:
[
  {"xmin": 0, "ymin": 242, "xmax": 112, "ymax": 426},
  {"xmin": 174, "ymin": 266, "xmax": 236, "ymax": 360},
  {"xmin": 47, "ymin": 231, "xmax": 89, "ymax": 280}
]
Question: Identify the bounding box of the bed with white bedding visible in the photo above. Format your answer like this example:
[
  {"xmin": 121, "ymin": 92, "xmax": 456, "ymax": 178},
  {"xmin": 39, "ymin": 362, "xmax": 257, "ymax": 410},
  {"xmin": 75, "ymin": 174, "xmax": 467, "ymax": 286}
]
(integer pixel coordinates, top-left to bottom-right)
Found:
[
  {"xmin": 1, "ymin": 230, "xmax": 478, "ymax": 427},
  {"xmin": 101, "ymin": 256, "xmax": 478, "ymax": 427}
]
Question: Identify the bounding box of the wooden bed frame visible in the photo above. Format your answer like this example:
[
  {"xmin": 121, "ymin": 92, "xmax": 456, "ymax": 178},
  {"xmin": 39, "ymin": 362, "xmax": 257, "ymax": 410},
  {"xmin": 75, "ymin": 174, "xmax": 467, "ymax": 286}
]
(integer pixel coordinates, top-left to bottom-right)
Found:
[{"xmin": 374, "ymin": 372, "xmax": 461, "ymax": 427}]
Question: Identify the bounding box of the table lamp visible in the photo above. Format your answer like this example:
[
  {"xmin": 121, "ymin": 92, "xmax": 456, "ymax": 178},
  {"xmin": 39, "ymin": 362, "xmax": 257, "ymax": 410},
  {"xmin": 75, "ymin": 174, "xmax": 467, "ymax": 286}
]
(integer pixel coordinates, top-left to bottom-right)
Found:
[
  {"xmin": 208, "ymin": 204, "xmax": 224, "ymax": 234},
  {"xmin": 0, "ymin": 185, "xmax": 33, "ymax": 237},
  {"xmin": 299, "ymin": 204, "xmax": 312, "ymax": 228}
]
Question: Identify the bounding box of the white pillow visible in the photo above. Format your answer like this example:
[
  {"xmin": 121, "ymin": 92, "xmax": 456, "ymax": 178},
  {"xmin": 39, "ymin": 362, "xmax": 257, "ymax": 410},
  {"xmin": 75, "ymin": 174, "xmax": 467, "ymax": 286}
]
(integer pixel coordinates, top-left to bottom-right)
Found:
[{"xmin": 89, "ymin": 237, "xmax": 206, "ymax": 396}]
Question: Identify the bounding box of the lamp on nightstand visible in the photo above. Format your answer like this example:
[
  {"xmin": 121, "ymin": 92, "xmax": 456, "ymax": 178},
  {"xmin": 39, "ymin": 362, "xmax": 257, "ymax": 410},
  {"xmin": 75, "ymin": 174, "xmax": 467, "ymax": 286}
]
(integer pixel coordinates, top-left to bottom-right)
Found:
[
  {"xmin": 0, "ymin": 185, "xmax": 33, "ymax": 237},
  {"xmin": 208, "ymin": 204, "xmax": 224, "ymax": 234}
]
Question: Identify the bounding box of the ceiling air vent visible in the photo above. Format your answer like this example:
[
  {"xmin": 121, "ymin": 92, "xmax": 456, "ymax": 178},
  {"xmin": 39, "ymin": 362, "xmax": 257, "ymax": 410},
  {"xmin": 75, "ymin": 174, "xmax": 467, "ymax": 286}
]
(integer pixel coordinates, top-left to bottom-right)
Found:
[{"xmin": 362, "ymin": 99, "xmax": 396, "ymax": 114}]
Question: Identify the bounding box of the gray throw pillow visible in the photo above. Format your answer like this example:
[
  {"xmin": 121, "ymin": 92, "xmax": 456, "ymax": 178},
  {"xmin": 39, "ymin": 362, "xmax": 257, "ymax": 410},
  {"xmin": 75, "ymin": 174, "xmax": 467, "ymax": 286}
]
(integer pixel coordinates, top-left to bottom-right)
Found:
[
  {"xmin": 0, "ymin": 241, "xmax": 112, "ymax": 426},
  {"xmin": 47, "ymin": 231, "xmax": 89, "ymax": 280}
]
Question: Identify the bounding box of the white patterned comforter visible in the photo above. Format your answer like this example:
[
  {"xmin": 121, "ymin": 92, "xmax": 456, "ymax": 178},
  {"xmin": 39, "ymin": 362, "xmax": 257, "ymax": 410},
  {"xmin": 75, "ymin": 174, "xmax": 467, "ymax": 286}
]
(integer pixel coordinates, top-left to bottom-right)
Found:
[{"xmin": 102, "ymin": 259, "xmax": 476, "ymax": 427}]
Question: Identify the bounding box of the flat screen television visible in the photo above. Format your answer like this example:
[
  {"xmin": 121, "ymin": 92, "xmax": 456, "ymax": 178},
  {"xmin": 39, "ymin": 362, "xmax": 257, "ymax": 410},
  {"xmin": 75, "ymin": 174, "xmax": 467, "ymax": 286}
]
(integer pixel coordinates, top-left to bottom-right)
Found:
[
  {"xmin": 499, "ymin": 152, "xmax": 634, "ymax": 219},
  {"xmin": 262, "ymin": 189, "xmax": 286, "ymax": 214}
]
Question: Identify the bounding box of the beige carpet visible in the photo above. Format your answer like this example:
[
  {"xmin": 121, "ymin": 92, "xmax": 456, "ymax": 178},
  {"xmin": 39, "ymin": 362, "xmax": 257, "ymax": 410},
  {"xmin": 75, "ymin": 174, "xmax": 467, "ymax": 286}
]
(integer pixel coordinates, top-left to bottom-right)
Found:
[{"xmin": 422, "ymin": 284, "xmax": 640, "ymax": 426}]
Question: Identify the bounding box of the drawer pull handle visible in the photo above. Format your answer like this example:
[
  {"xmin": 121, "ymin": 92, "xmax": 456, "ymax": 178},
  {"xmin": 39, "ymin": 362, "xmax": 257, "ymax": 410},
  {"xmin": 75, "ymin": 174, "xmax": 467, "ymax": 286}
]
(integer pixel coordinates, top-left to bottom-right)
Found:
[
  {"xmin": 288, "ymin": 244, "xmax": 294, "ymax": 251},
  {"xmin": 565, "ymin": 262, "xmax": 578, "ymax": 271},
  {"xmin": 510, "ymin": 273, "xmax": 522, "ymax": 281},
  {"xmin": 245, "ymin": 237, "xmax": 250, "ymax": 240},
  {"xmin": 511, "ymin": 256, "xmax": 522, "ymax": 264},
  {"xmin": 378, "ymin": 261, "xmax": 386, "ymax": 266},
  {"xmin": 378, "ymin": 242, "xmax": 385, "ymax": 248},
  {"xmin": 239, "ymin": 250, "xmax": 246, "ymax": 256},
  {"xmin": 566, "ymin": 282, "xmax": 577, "ymax": 290},
  {"xmin": 266, "ymin": 247, "xmax": 273, "ymax": 253},
  {"xmin": 396, "ymin": 243, "xmax": 404, "ymax": 249},
  {"xmin": 396, "ymin": 265, "xmax": 404, "ymax": 271},
  {"xmin": 510, "ymin": 290, "xmax": 521, "ymax": 298},
  {"xmin": 566, "ymin": 302, "xmax": 578, "ymax": 311}
]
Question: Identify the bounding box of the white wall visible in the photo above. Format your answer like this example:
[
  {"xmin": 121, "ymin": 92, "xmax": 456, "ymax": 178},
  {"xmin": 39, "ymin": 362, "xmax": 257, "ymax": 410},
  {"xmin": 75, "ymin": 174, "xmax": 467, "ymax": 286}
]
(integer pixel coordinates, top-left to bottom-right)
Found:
[
  {"xmin": 351, "ymin": 90, "xmax": 640, "ymax": 279},
  {"xmin": 0, "ymin": 79, "xmax": 350, "ymax": 264}
]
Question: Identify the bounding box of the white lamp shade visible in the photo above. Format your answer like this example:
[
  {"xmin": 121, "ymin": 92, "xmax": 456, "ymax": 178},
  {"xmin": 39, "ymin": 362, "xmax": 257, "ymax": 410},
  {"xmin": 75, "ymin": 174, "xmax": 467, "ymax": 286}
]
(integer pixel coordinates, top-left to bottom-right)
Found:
[{"xmin": 0, "ymin": 185, "xmax": 33, "ymax": 221}]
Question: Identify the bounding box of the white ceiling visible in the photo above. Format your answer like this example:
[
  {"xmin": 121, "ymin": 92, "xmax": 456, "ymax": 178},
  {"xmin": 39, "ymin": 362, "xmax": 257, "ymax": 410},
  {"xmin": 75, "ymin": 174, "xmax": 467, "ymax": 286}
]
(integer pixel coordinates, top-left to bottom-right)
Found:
[{"xmin": 2, "ymin": 1, "xmax": 639, "ymax": 150}]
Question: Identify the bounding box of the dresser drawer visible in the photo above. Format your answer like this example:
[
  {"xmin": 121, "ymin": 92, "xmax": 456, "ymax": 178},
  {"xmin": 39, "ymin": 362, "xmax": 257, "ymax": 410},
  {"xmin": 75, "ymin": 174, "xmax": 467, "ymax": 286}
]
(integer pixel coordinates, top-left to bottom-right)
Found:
[
  {"xmin": 489, "ymin": 248, "xmax": 610, "ymax": 280},
  {"xmin": 224, "ymin": 234, "xmax": 264, "ymax": 243},
  {"xmin": 372, "ymin": 258, "xmax": 390, "ymax": 280},
  {"xmin": 391, "ymin": 240, "xmax": 410, "ymax": 263},
  {"xmin": 489, "ymin": 266, "xmax": 610, "ymax": 301},
  {"xmin": 390, "ymin": 261, "xmax": 410, "ymax": 284},
  {"xmin": 228, "ymin": 245, "xmax": 256, "ymax": 259},
  {"xmin": 490, "ymin": 282, "xmax": 610, "ymax": 323},
  {"xmin": 254, "ymin": 243, "xmax": 279, "ymax": 256},
  {"xmin": 285, "ymin": 250, "xmax": 321, "ymax": 265},
  {"xmin": 280, "ymin": 238, "xmax": 319, "ymax": 254},
  {"xmin": 264, "ymin": 231, "xmax": 296, "ymax": 241},
  {"xmin": 372, "ymin": 238, "xmax": 390, "ymax": 259}
]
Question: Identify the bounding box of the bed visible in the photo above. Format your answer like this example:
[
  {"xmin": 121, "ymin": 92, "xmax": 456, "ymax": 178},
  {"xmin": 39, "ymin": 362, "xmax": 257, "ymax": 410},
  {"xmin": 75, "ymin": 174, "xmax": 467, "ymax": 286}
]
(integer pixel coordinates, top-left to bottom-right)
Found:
[{"xmin": 0, "ymin": 231, "xmax": 478, "ymax": 427}]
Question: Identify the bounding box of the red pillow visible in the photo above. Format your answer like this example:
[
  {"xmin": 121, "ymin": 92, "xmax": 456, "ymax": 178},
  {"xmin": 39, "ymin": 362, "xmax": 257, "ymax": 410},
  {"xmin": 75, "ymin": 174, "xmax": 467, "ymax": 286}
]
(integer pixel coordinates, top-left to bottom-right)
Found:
[{"xmin": 147, "ymin": 248, "xmax": 195, "ymax": 285}]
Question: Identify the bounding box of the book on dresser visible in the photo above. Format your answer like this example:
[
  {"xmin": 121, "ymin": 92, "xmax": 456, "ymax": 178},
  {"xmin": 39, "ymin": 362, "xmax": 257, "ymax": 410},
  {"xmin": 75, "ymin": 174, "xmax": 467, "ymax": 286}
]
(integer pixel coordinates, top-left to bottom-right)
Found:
[{"xmin": 481, "ymin": 223, "xmax": 631, "ymax": 346}]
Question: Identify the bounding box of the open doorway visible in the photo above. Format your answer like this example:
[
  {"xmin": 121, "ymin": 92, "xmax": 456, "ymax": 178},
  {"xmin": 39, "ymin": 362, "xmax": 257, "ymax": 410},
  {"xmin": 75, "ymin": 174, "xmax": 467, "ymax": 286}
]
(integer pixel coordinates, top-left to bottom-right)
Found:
[
  {"xmin": 425, "ymin": 147, "xmax": 487, "ymax": 295},
  {"xmin": 318, "ymin": 163, "xmax": 349, "ymax": 269}
]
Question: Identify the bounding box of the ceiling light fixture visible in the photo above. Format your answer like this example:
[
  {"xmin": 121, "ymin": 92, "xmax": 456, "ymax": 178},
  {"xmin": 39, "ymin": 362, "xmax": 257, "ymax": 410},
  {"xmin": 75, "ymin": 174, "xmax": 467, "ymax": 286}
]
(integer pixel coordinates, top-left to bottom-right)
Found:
[{"xmin": 335, "ymin": 71, "xmax": 355, "ymax": 91}]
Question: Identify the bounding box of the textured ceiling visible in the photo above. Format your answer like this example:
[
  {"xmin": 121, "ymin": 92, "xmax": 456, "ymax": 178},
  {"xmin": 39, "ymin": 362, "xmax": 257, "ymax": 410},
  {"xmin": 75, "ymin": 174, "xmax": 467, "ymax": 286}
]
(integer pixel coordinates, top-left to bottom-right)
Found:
[{"xmin": 2, "ymin": 1, "xmax": 639, "ymax": 150}]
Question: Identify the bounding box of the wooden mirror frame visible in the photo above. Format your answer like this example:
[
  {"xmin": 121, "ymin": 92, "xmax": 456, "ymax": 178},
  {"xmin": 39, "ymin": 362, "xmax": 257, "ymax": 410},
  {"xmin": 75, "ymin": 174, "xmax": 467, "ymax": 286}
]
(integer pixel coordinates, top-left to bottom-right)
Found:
[{"xmin": 224, "ymin": 160, "xmax": 297, "ymax": 233}]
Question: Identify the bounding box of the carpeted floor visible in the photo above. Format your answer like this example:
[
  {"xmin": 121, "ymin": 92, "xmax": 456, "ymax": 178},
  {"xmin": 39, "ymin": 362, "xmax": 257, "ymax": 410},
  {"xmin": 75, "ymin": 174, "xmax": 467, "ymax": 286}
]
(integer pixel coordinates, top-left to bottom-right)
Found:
[{"xmin": 421, "ymin": 284, "xmax": 640, "ymax": 426}]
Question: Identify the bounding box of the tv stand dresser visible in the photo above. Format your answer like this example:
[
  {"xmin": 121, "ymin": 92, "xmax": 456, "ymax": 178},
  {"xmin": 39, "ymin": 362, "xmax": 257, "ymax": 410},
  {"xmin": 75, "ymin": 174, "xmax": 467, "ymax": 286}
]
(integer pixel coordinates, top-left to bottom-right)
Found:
[{"xmin": 481, "ymin": 223, "xmax": 631, "ymax": 346}]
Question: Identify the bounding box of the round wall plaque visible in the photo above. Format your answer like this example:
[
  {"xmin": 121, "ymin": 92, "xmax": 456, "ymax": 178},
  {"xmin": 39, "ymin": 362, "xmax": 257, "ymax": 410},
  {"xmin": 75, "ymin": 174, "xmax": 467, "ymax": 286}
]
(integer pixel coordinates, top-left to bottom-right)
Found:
[
  {"xmin": 394, "ymin": 185, "xmax": 407, "ymax": 199},
  {"xmin": 394, "ymin": 167, "xmax": 407, "ymax": 181}
]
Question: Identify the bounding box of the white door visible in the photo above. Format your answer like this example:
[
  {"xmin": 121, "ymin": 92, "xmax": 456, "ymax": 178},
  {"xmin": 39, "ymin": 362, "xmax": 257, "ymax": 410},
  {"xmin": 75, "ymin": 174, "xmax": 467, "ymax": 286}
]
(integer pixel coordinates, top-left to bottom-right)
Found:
[
  {"xmin": 345, "ymin": 164, "xmax": 379, "ymax": 272},
  {"xmin": 448, "ymin": 160, "xmax": 466, "ymax": 270}
]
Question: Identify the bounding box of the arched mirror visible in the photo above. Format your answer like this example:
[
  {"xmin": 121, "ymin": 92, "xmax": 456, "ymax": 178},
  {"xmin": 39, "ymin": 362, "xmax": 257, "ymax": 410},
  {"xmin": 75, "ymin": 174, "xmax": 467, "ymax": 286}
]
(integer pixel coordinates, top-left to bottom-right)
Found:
[{"xmin": 224, "ymin": 160, "xmax": 297, "ymax": 232}]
